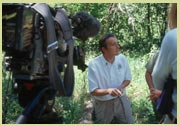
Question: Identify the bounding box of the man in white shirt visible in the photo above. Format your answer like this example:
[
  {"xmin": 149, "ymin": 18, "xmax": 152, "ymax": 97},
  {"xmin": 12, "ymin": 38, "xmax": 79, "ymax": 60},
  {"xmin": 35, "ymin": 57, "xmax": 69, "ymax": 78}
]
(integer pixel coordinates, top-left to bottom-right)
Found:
[{"xmin": 88, "ymin": 33, "xmax": 134, "ymax": 123}]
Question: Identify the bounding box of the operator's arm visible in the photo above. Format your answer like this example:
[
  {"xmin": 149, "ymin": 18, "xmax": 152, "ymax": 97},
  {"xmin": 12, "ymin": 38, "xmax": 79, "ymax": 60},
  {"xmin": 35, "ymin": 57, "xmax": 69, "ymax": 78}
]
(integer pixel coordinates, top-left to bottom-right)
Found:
[
  {"xmin": 145, "ymin": 71, "xmax": 154, "ymax": 89},
  {"xmin": 145, "ymin": 52, "xmax": 159, "ymax": 89}
]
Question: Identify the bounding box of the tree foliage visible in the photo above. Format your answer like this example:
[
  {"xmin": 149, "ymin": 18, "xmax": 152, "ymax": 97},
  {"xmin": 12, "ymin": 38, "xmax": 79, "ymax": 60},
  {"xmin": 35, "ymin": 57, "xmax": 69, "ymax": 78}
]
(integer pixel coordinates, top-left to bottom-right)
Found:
[{"xmin": 50, "ymin": 3, "xmax": 168, "ymax": 56}]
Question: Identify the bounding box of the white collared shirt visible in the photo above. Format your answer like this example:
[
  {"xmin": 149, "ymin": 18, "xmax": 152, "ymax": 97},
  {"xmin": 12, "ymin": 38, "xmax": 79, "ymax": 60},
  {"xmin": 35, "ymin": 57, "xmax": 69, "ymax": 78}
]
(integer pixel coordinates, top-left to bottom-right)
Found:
[{"xmin": 88, "ymin": 54, "xmax": 132, "ymax": 101}]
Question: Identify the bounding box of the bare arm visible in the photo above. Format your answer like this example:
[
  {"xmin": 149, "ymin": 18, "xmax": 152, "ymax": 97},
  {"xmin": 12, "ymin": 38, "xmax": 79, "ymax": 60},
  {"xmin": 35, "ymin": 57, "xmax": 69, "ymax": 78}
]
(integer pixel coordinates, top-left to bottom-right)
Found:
[
  {"xmin": 145, "ymin": 71, "xmax": 162, "ymax": 101},
  {"xmin": 91, "ymin": 88, "xmax": 122, "ymax": 97},
  {"xmin": 145, "ymin": 71, "xmax": 154, "ymax": 89},
  {"xmin": 91, "ymin": 79, "xmax": 130, "ymax": 97},
  {"xmin": 118, "ymin": 80, "xmax": 131, "ymax": 91},
  {"xmin": 149, "ymin": 88, "xmax": 162, "ymax": 101}
]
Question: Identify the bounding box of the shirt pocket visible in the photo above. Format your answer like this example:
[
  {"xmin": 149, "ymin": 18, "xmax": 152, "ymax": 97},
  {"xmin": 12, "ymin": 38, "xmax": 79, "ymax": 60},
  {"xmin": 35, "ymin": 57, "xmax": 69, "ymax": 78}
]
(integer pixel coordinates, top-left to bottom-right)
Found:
[{"xmin": 112, "ymin": 64, "xmax": 125, "ymax": 85}]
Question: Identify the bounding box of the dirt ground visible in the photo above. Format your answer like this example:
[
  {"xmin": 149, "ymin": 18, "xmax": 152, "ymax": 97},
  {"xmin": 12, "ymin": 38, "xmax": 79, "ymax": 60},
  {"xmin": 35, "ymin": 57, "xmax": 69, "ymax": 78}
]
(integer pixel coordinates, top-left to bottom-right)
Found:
[{"xmin": 79, "ymin": 100, "xmax": 94, "ymax": 124}]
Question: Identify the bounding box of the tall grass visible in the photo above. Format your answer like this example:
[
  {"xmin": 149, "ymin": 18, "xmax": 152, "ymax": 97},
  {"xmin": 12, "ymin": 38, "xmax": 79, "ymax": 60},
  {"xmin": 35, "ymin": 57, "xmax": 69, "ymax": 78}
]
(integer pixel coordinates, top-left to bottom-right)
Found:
[
  {"xmin": 54, "ymin": 66, "xmax": 89, "ymax": 124},
  {"xmin": 126, "ymin": 54, "xmax": 158, "ymax": 124}
]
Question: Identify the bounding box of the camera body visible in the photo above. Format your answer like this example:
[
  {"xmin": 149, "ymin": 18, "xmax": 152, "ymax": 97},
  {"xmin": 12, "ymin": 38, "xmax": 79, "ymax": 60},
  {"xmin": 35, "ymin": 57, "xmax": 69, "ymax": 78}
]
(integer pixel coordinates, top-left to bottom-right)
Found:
[
  {"xmin": 3, "ymin": 4, "xmax": 51, "ymax": 107},
  {"xmin": 3, "ymin": 3, "xmax": 100, "ymax": 123},
  {"xmin": 3, "ymin": 4, "xmax": 42, "ymax": 74}
]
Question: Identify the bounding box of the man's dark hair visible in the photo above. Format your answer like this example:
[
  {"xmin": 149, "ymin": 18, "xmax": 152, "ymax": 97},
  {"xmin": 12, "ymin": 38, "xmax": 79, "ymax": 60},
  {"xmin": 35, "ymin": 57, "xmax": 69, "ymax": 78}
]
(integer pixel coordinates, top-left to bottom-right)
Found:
[{"xmin": 99, "ymin": 33, "xmax": 115, "ymax": 50}]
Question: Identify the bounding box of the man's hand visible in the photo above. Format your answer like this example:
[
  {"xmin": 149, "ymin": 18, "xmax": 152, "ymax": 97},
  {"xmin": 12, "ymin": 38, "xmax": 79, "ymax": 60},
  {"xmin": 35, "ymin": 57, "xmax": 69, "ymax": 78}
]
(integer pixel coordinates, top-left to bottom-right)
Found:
[
  {"xmin": 107, "ymin": 88, "xmax": 122, "ymax": 96},
  {"xmin": 149, "ymin": 88, "xmax": 162, "ymax": 101}
]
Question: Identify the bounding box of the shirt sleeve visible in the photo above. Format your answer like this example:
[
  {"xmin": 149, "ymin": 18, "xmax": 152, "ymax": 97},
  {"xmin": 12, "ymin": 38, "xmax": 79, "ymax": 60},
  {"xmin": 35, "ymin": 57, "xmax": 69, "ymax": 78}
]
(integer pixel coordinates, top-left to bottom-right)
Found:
[
  {"xmin": 123, "ymin": 56, "xmax": 132, "ymax": 81},
  {"xmin": 145, "ymin": 52, "xmax": 159, "ymax": 73},
  {"xmin": 88, "ymin": 61, "xmax": 99, "ymax": 93}
]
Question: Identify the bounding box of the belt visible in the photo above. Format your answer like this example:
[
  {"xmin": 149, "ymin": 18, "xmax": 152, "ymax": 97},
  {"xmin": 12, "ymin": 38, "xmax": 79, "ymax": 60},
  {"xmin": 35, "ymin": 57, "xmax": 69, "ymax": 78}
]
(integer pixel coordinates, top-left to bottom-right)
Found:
[{"xmin": 168, "ymin": 114, "xmax": 177, "ymax": 124}]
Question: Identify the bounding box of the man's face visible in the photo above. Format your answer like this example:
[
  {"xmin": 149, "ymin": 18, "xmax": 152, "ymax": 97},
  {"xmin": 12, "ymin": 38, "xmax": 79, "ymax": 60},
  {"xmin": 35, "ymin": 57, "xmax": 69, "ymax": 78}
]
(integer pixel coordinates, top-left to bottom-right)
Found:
[{"xmin": 103, "ymin": 37, "xmax": 120, "ymax": 56}]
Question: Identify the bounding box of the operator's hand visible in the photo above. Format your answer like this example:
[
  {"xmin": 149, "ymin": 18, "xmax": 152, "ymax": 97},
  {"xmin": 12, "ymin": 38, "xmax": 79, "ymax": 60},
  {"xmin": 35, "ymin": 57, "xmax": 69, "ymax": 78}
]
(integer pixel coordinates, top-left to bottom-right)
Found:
[
  {"xmin": 148, "ymin": 88, "xmax": 162, "ymax": 101},
  {"xmin": 107, "ymin": 88, "xmax": 122, "ymax": 96}
]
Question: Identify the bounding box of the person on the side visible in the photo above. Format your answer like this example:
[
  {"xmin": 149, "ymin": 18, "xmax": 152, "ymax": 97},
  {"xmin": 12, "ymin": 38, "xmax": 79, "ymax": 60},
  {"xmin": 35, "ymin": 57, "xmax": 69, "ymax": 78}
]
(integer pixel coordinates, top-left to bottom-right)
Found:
[{"xmin": 151, "ymin": 3, "xmax": 177, "ymax": 124}]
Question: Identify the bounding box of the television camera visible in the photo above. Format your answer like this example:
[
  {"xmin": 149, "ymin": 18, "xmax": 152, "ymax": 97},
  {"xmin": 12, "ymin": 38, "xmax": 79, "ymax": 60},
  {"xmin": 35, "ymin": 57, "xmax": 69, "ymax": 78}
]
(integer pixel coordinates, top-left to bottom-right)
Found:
[{"xmin": 2, "ymin": 3, "xmax": 100, "ymax": 123}]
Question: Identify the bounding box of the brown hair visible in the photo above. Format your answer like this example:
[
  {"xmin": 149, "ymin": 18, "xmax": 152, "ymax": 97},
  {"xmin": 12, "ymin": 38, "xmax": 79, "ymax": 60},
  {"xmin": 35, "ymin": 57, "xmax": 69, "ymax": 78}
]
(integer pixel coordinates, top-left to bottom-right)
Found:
[
  {"xmin": 167, "ymin": 3, "xmax": 177, "ymax": 29},
  {"xmin": 99, "ymin": 33, "xmax": 115, "ymax": 51}
]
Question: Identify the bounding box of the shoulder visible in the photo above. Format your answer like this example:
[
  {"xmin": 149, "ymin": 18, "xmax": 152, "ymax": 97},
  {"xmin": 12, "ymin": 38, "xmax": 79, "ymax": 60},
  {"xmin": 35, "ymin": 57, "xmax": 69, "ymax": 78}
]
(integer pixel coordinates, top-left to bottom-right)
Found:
[
  {"xmin": 164, "ymin": 28, "xmax": 176, "ymax": 41},
  {"xmin": 115, "ymin": 54, "xmax": 129, "ymax": 66},
  {"xmin": 116, "ymin": 53, "xmax": 126, "ymax": 59},
  {"xmin": 166, "ymin": 28, "xmax": 177, "ymax": 36},
  {"xmin": 88, "ymin": 55, "xmax": 102, "ymax": 67},
  {"xmin": 162, "ymin": 28, "xmax": 177, "ymax": 48},
  {"xmin": 116, "ymin": 53, "xmax": 127, "ymax": 61}
]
